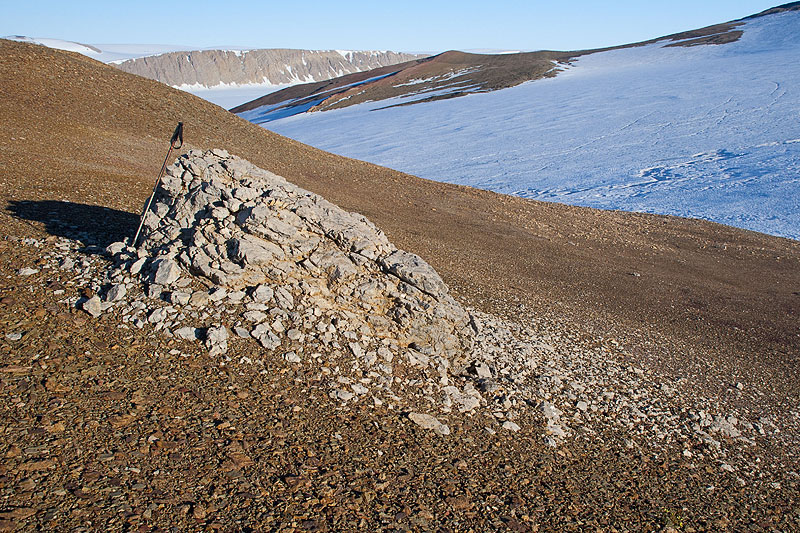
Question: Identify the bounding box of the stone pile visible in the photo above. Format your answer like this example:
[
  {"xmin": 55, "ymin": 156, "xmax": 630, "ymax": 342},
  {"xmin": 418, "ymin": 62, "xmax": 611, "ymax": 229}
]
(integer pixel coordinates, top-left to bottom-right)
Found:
[{"xmin": 100, "ymin": 149, "xmax": 487, "ymax": 429}]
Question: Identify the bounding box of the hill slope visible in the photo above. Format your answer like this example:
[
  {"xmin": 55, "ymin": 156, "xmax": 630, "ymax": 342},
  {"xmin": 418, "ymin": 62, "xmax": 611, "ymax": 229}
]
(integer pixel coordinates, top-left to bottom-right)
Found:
[
  {"xmin": 1, "ymin": 36, "xmax": 799, "ymax": 529},
  {"xmin": 235, "ymin": 2, "xmax": 800, "ymax": 116}
]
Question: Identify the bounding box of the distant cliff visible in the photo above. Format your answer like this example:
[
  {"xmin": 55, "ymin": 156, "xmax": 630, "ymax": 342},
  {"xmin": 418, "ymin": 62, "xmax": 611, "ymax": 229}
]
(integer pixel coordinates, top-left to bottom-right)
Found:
[{"xmin": 113, "ymin": 49, "xmax": 425, "ymax": 88}]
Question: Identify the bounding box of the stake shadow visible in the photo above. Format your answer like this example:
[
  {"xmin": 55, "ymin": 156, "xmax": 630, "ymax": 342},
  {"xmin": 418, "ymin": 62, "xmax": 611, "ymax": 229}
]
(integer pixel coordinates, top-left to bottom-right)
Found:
[{"xmin": 7, "ymin": 200, "xmax": 140, "ymax": 248}]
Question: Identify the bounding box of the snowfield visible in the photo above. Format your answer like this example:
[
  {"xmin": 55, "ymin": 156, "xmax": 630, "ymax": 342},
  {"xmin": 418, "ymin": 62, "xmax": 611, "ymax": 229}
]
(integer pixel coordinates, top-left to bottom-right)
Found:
[{"xmin": 260, "ymin": 12, "xmax": 800, "ymax": 240}]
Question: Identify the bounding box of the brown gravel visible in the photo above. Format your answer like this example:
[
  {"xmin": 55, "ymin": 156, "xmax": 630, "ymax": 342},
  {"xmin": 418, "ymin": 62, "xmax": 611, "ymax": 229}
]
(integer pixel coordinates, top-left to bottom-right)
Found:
[{"xmin": 1, "ymin": 38, "xmax": 799, "ymax": 530}]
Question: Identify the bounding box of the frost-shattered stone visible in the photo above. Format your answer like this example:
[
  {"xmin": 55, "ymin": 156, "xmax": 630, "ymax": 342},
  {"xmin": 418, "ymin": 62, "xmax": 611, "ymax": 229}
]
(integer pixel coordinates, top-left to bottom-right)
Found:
[
  {"xmin": 408, "ymin": 413, "xmax": 450, "ymax": 436},
  {"xmin": 175, "ymin": 327, "xmax": 200, "ymax": 341},
  {"xmin": 205, "ymin": 326, "xmax": 229, "ymax": 356},
  {"xmin": 81, "ymin": 296, "xmax": 103, "ymax": 317},
  {"xmin": 152, "ymin": 258, "xmax": 182, "ymax": 285},
  {"xmin": 251, "ymin": 284, "xmax": 274, "ymax": 303},
  {"xmin": 283, "ymin": 351, "xmax": 301, "ymax": 363},
  {"xmin": 105, "ymin": 283, "xmax": 127, "ymax": 302},
  {"xmin": 106, "ymin": 241, "xmax": 126, "ymax": 256}
]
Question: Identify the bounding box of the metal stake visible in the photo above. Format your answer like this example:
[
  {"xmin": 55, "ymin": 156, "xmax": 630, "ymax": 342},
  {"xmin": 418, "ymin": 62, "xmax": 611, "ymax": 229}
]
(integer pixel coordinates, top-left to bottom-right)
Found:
[{"xmin": 130, "ymin": 122, "xmax": 183, "ymax": 248}]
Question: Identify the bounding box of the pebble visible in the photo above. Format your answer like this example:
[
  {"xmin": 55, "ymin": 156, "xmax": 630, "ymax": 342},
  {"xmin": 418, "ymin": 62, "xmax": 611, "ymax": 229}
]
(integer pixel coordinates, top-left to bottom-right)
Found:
[{"xmin": 284, "ymin": 351, "xmax": 301, "ymax": 363}]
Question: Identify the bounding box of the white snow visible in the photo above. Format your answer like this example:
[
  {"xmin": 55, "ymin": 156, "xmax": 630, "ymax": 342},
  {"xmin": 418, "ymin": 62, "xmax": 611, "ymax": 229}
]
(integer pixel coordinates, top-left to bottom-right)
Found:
[
  {"xmin": 259, "ymin": 12, "xmax": 800, "ymax": 240},
  {"xmin": 176, "ymin": 82, "xmax": 292, "ymax": 110}
]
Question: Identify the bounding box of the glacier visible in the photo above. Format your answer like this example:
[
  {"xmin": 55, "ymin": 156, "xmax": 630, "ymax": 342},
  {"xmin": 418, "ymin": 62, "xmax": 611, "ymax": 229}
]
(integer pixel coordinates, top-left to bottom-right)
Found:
[{"xmin": 260, "ymin": 11, "xmax": 800, "ymax": 240}]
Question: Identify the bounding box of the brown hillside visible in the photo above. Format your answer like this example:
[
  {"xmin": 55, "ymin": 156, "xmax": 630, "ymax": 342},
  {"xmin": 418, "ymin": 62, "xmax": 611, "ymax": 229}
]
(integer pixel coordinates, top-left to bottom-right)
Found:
[
  {"xmin": 1, "ymin": 37, "xmax": 798, "ymax": 403},
  {"xmin": 2, "ymin": 36, "xmax": 800, "ymax": 530},
  {"xmin": 233, "ymin": 9, "xmax": 768, "ymax": 116}
]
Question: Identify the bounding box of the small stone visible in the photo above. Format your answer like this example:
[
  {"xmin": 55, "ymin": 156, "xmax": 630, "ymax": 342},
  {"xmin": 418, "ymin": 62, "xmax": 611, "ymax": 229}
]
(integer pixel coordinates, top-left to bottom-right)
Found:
[
  {"xmin": 148, "ymin": 307, "xmax": 170, "ymax": 324},
  {"xmin": 576, "ymin": 401, "xmax": 588, "ymax": 412},
  {"xmin": 408, "ymin": 412, "xmax": 450, "ymax": 436},
  {"xmin": 283, "ymin": 351, "xmax": 301, "ymax": 363},
  {"xmin": 174, "ymin": 327, "xmax": 199, "ymax": 341},
  {"xmin": 351, "ymin": 384, "xmax": 369, "ymax": 395},
  {"xmin": 205, "ymin": 326, "xmax": 229, "ymax": 355},
  {"xmin": 5, "ymin": 333, "xmax": 23, "ymax": 341},
  {"xmin": 251, "ymin": 285, "xmax": 274, "ymax": 303},
  {"xmin": 208, "ymin": 288, "xmax": 227, "ymax": 302},
  {"xmin": 18, "ymin": 267, "xmax": 39, "ymax": 276},
  {"xmin": 227, "ymin": 290, "xmax": 246, "ymax": 303},
  {"xmin": 105, "ymin": 241, "xmax": 126, "ymax": 256},
  {"xmin": 243, "ymin": 311, "xmax": 267, "ymax": 323},
  {"xmin": 502, "ymin": 421, "xmax": 521, "ymax": 432},
  {"xmin": 81, "ymin": 296, "xmax": 103, "ymax": 317},
  {"xmin": 286, "ymin": 329, "xmax": 302, "ymax": 341},
  {"xmin": 234, "ymin": 327, "xmax": 250, "ymax": 338},
  {"xmin": 170, "ymin": 291, "xmax": 191, "ymax": 306},
  {"xmin": 129, "ymin": 257, "xmax": 147, "ymax": 275},
  {"xmin": 105, "ymin": 283, "xmax": 127, "ymax": 302},
  {"xmin": 152, "ymin": 258, "xmax": 181, "ymax": 285},
  {"xmin": 336, "ymin": 390, "xmax": 354, "ymax": 401}
]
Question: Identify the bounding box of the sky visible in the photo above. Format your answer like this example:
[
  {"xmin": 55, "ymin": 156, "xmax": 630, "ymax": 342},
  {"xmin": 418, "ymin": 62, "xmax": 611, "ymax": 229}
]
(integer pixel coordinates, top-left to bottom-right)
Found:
[{"xmin": 1, "ymin": 0, "xmax": 786, "ymax": 53}]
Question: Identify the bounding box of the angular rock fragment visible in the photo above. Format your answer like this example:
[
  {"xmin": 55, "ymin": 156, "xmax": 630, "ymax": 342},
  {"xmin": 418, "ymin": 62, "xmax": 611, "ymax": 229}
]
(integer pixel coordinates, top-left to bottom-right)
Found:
[
  {"xmin": 152, "ymin": 258, "xmax": 182, "ymax": 285},
  {"xmin": 408, "ymin": 412, "xmax": 450, "ymax": 436}
]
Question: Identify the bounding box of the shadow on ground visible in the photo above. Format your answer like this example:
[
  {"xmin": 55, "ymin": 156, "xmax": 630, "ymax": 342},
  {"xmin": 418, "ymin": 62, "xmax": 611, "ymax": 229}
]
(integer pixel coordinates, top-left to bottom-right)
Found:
[{"xmin": 7, "ymin": 200, "xmax": 139, "ymax": 248}]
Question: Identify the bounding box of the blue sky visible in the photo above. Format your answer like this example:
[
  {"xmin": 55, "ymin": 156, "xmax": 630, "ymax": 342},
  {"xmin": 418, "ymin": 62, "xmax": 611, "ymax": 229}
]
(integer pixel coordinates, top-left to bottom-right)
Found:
[{"xmin": 1, "ymin": 1, "xmax": 784, "ymax": 52}]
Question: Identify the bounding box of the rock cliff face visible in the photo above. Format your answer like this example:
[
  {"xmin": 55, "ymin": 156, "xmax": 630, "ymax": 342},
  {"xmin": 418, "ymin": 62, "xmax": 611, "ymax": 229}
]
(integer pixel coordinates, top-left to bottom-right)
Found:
[{"xmin": 113, "ymin": 49, "xmax": 424, "ymax": 88}]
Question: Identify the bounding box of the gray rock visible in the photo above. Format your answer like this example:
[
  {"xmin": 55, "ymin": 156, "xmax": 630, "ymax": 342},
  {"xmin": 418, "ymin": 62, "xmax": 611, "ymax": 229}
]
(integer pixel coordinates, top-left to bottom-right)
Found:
[
  {"xmin": 81, "ymin": 296, "xmax": 103, "ymax": 317},
  {"xmin": 230, "ymin": 235, "xmax": 282, "ymax": 265},
  {"xmin": 502, "ymin": 421, "xmax": 521, "ymax": 432},
  {"xmin": 170, "ymin": 291, "xmax": 192, "ymax": 306},
  {"xmin": 18, "ymin": 267, "xmax": 39, "ymax": 276},
  {"xmin": 251, "ymin": 284, "xmax": 274, "ymax": 303},
  {"xmin": 129, "ymin": 257, "xmax": 147, "ymax": 275},
  {"xmin": 205, "ymin": 325, "xmax": 229, "ymax": 355},
  {"xmin": 148, "ymin": 307, "xmax": 170, "ymax": 324},
  {"xmin": 408, "ymin": 412, "xmax": 450, "ymax": 436},
  {"xmin": 175, "ymin": 326, "xmax": 200, "ymax": 340},
  {"xmin": 106, "ymin": 241, "xmax": 126, "ymax": 256},
  {"xmin": 152, "ymin": 258, "xmax": 181, "ymax": 285},
  {"xmin": 380, "ymin": 250, "xmax": 447, "ymax": 298},
  {"xmin": 243, "ymin": 310, "xmax": 267, "ymax": 323},
  {"xmin": 105, "ymin": 283, "xmax": 127, "ymax": 302},
  {"xmin": 335, "ymin": 390, "xmax": 355, "ymax": 401},
  {"xmin": 283, "ymin": 351, "xmax": 301, "ymax": 363}
]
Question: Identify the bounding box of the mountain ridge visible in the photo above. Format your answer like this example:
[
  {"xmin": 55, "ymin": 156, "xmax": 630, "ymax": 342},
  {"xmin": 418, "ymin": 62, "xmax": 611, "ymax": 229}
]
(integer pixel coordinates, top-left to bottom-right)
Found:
[
  {"xmin": 113, "ymin": 48, "xmax": 426, "ymax": 89},
  {"xmin": 234, "ymin": 2, "xmax": 800, "ymax": 117}
]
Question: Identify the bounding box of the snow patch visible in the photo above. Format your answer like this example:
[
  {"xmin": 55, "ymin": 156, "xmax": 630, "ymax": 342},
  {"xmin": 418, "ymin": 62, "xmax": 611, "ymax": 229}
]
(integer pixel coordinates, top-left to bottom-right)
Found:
[{"xmin": 261, "ymin": 12, "xmax": 800, "ymax": 240}]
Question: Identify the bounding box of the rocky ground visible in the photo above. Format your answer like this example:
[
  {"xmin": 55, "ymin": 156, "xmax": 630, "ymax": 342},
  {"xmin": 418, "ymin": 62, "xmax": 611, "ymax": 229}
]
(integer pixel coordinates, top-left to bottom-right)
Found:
[
  {"xmin": 1, "ymin": 151, "xmax": 797, "ymax": 531},
  {"xmin": 2, "ymin": 38, "xmax": 799, "ymax": 530}
]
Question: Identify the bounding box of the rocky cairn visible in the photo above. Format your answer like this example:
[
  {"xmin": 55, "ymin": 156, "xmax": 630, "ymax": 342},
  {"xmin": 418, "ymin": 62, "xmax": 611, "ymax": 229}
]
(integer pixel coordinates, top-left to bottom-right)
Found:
[{"xmin": 102, "ymin": 149, "xmax": 484, "ymax": 432}]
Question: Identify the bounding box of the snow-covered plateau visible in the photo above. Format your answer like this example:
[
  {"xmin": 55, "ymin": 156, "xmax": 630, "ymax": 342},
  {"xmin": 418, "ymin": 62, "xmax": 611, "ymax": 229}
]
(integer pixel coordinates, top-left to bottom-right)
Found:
[{"xmin": 260, "ymin": 12, "xmax": 800, "ymax": 241}]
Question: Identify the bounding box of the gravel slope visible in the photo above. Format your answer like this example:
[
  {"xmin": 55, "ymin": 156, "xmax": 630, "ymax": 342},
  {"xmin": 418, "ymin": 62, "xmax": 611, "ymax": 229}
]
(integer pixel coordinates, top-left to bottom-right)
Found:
[{"xmin": 0, "ymin": 38, "xmax": 798, "ymax": 529}]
